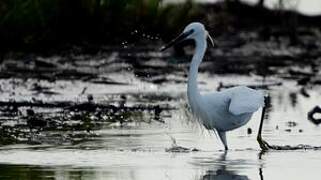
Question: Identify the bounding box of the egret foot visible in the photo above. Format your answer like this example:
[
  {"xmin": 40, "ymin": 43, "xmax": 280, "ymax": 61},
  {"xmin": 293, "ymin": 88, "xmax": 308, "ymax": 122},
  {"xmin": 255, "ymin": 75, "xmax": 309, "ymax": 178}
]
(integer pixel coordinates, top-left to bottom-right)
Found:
[
  {"xmin": 257, "ymin": 96, "xmax": 271, "ymax": 151},
  {"xmin": 224, "ymin": 146, "xmax": 228, "ymax": 151},
  {"xmin": 257, "ymin": 135, "xmax": 270, "ymax": 151}
]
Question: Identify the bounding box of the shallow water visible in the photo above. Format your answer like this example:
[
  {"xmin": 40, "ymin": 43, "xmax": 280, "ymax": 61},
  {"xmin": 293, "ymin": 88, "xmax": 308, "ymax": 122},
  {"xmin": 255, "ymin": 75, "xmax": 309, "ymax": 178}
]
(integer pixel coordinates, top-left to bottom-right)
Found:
[{"xmin": 1, "ymin": 70, "xmax": 321, "ymax": 179}]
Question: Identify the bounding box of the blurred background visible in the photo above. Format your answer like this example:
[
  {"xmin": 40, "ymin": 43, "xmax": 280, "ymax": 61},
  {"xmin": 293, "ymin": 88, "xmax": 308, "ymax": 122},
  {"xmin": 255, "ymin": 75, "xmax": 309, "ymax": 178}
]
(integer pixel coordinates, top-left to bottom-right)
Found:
[
  {"xmin": 0, "ymin": 0, "xmax": 321, "ymax": 52},
  {"xmin": 0, "ymin": 0, "xmax": 321, "ymax": 179}
]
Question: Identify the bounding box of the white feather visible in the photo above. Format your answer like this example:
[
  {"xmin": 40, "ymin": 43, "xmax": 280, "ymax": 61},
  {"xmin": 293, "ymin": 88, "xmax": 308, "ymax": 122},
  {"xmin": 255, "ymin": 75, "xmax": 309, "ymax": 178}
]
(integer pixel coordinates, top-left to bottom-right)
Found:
[{"xmin": 227, "ymin": 86, "xmax": 265, "ymax": 115}]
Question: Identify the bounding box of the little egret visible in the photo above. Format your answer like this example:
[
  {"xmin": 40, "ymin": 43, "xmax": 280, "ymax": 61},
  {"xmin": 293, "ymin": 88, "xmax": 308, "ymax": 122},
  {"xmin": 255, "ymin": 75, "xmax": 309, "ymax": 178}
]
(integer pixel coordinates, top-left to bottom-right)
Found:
[{"xmin": 161, "ymin": 22, "xmax": 266, "ymax": 150}]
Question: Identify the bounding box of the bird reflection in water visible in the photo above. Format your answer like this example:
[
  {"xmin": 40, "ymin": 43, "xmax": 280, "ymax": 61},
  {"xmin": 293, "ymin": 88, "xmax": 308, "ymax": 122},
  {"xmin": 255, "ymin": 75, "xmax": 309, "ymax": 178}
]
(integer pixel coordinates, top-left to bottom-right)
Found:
[{"xmin": 200, "ymin": 152, "xmax": 249, "ymax": 180}]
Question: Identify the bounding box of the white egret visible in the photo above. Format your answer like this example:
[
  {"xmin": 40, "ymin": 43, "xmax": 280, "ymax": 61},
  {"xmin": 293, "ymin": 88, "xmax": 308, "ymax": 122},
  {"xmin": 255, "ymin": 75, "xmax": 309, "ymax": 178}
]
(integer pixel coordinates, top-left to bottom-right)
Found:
[{"xmin": 161, "ymin": 22, "xmax": 267, "ymax": 150}]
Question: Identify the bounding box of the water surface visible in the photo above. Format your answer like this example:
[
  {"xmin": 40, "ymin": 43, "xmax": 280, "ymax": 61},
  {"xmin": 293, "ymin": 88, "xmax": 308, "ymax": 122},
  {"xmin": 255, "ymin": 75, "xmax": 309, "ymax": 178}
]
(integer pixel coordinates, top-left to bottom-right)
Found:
[{"xmin": 1, "ymin": 72, "xmax": 321, "ymax": 179}]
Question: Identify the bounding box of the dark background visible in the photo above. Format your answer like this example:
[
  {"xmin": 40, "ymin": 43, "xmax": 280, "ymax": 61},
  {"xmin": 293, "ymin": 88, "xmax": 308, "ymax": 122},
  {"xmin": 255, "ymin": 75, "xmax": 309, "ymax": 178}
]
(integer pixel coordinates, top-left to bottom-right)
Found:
[{"xmin": 1, "ymin": 0, "xmax": 320, "ymax": 53}]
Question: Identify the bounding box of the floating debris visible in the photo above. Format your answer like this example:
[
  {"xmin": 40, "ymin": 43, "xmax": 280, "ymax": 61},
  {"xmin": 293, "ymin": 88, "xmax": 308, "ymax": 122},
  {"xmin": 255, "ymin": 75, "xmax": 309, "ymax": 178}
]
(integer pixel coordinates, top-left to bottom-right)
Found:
[
  {"xmin": 165, "ymin": 134, "xmax": 200, "ymax": 153},
  {"xmin": 299, "ymin": 87, "xmax": 310, "ymax": 98},
  {"xmin": 165, "ymin": 146, "xmax": 190, "ymax": 153},
  {"xmin": 165, "ymin": 145, "xmax": 200, "ymax": 153},
  {"xmin": 286, "ymin": 121, "xmax": 298, "ymax": 127},
  {"xmin": 308, "ymin": 106, "xmax": 321, "ymax": 125},
  {"xmin": 266, "ymin": 144, "xmax": 321, "ymax": 151}
]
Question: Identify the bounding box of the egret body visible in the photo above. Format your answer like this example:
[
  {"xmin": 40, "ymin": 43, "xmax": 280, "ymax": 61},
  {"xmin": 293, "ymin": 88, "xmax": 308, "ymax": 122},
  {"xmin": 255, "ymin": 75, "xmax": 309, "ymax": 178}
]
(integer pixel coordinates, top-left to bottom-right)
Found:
[{"xmin": 161, "ymin": 22, "xmax": 265, "ymax": 150}]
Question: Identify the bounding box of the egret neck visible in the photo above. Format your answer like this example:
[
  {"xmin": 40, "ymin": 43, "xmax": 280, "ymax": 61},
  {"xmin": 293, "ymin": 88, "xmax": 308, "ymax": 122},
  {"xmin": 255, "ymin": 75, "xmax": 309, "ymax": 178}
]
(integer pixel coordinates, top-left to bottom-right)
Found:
[{"xmin": 187, "ymin": 36, "xmax": 207, "ymax": 115}]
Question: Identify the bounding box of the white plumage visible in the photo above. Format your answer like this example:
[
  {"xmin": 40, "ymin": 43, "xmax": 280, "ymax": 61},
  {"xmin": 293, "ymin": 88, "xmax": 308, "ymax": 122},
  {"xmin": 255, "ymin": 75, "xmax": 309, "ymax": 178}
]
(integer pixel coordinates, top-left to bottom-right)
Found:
[
  {"xmin": 227, "ymin": 86, "xmax": 264, "ymax": 115},
  {"xmin": 161, "ymin": 22, "xmax": 265, "ymax": 150},
  {"xmin": 202, "ymin": 86, "xmax": 264, "ymax": 129}
]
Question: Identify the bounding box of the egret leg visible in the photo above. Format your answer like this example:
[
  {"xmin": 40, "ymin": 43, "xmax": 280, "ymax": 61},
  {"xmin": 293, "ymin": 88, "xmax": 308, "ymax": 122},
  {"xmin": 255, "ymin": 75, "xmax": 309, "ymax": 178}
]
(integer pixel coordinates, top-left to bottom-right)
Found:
[
  {"xmin": 257, "ymin": 97, "xmax": 271, "ymax": 151},
  {"xmin": 218, "ymin": 131, "xmax": 228, "ymax": 151}
]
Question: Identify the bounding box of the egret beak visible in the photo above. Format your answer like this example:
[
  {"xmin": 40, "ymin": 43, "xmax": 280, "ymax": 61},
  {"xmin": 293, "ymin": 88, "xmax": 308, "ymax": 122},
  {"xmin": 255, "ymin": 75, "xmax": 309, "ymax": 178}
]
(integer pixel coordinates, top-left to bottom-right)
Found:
[
  {"xmin": 207, "ymin": 31, "xmax": 216, "ymax": 47},
  {"xmin": 160, "ymin": 29, "xmax": 194, "ymax": 51}
]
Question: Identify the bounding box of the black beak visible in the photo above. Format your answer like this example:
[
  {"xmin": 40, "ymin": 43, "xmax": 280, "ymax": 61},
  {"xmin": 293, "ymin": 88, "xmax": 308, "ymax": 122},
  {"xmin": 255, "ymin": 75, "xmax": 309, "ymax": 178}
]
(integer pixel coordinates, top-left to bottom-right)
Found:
[{"xmin": 160, "ymin": 29, "xmax": 194, "ymax": 51}]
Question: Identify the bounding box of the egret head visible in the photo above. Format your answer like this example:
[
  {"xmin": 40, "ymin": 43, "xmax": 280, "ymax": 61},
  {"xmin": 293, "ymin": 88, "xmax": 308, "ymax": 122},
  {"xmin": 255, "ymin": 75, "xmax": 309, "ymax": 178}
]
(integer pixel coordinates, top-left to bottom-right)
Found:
[{"xmin": 160, "ymin": 22, "xmax": 215, "ymax": 51}]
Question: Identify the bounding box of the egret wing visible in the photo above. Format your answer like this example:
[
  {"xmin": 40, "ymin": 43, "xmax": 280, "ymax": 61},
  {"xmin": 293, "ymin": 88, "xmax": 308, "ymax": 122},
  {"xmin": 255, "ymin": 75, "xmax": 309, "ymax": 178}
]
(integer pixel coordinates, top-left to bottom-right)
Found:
[{"xmin": 228, "ymin": 86, "xmax": 265, "ymax": 115}]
